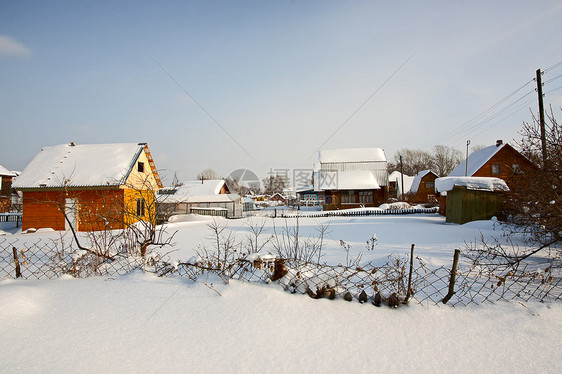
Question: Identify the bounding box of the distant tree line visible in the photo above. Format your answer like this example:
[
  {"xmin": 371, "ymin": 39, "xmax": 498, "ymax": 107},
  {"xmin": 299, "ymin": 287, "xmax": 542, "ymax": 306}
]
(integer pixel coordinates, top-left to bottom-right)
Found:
[{"xmin": 387, "ymin": 144, "xmax": 472, "ymax": 177}]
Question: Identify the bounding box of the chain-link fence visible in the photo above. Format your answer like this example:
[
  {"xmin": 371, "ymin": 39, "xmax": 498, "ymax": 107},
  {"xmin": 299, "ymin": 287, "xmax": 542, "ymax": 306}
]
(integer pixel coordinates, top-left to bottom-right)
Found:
[{"xmin": 1, "ymin": 236, "xmax": 560, "ymax": 307}]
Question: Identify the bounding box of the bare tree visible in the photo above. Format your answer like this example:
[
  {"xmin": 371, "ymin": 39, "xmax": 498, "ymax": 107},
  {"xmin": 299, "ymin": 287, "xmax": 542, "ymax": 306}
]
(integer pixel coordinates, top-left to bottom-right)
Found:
[
  {"xmin": 432, "ymin": 145, "xmax": 463, "ymax": 176},
  {"xmin": 262, "ymin": 175, "xmax": 287, "ymax": 195},
  {"xmin": 388, "ymin": 149, "xmax": 435, "ymax": 175},
  {"xmin": 196, "ymin": 168, "xmax": 218, "ymax": 181},
  {"xmin": 466, "ymin": 107, "xmax": 561, "ymax": 272},
  {"xmin": 505, "ymin": 107, "xmax": 561, "ymax": 245}
]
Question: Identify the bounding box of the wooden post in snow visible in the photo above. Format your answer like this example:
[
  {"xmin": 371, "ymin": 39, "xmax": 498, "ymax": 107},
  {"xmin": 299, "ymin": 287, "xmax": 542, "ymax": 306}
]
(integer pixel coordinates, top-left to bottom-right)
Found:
[
  {"xmin": 405, "ymin": 244, "xmax": 415, "ymax": 302},
  {"xmin": 442, "ymin": 249, "xmax": 461, "ymax": 304},
  {"xmin": 12, "ymin": 247, "xmax": 22, "ymax": 279}
]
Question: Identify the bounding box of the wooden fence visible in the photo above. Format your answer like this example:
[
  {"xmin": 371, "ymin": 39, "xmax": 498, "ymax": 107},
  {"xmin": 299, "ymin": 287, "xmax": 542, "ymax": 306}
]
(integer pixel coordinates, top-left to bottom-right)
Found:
[{"xmin": 279, "ymin": 207, "xmax": 439, "ymax": 218}]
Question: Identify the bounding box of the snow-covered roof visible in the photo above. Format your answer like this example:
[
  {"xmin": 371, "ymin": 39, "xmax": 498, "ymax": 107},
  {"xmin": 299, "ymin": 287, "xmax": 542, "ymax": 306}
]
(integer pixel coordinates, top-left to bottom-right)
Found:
[
  {"xmin": 12, "ymin": 143, "xmax": 146, "ymax": 189},
  {"xmin": 319, "ymin": 170, "xmax": 381, "ymax": 190},
  {"xmin": 409, "ymin": 170, "xmax": 437, "ymax": 194},
  {"xmin": 0, "ymin": 164, "xmax": 16, "ymax": 177},
  {"xmin": 157, "ymin": 180, "xmax": 232, "ymax": 203},
  {"xmin": 388, "ymin": 171, "xmax": 415, "ymax": 196},
  {"xmin": 185, "ymin": 194, "xmax": 241, "ymax": 203},
  {"xmin": 435, "ymin": 177, "xmax": 510, "ymax": 193},
  {"xmin": 319, "ymin": 148, "xmax": 386, "ymax": 163},
  {"xmin": 448, "ymin": 143, "xmax": 505, "ymax": 177}
]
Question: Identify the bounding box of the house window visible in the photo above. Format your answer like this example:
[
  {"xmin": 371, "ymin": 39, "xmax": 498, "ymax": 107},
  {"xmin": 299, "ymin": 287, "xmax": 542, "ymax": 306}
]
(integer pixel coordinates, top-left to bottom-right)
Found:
[
  {"xmin": 358, "ymin": 190, "xmax": 373, "ymax": 204},
  {"xmin": 425, "ymin": 181, "xmax": 435, "ymax": 189},
  {"xmin": 342, "ymin": 191, "xmax": 356, "ymax": 204},
  {"xmin": 136, "ymin": 198, "xmax": 146, "ymax": 217},
  {"xmin": 512, "ymin": 164, "xmax": 522, "ymax": 174},
  {"xmin": 491, "ymin": 164, "xmax": 501, "ymax": 175},
  {"xmin": 137, "ymin": 162, "xmax": 145, "ymax": 173}
]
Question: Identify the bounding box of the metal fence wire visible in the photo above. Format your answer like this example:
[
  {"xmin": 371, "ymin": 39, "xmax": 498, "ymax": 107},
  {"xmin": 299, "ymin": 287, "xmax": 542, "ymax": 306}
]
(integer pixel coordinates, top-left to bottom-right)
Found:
[{"xmin": 1, "ymin": 236, "xmax": 560, "ymax": 307}]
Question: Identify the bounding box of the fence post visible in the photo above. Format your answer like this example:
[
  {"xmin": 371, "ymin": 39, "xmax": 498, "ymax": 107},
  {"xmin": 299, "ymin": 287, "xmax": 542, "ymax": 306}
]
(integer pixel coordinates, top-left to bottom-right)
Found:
[
  {"xmin": 442, "ymin": 249, "xmax": 460, "ymax": 304},
  {"xmin": 12, "ymin": 247, "xmax": 22, "ymax": 278},
  {"xmin": 405, "ymin": 244, "xmax": 415, "ymax": 302}
]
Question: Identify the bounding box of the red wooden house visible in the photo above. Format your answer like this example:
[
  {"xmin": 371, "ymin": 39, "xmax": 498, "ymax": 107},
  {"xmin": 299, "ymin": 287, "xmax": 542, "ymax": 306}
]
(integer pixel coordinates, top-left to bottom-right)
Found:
[
  {"xmin": 448, "ymin": 140, "xmax": 535, "ymax": 186},
  {"xmin": 0, "ymin": 164, "xmax": 17, "ymax": 213},
  {"xmin": 13, "ymin": 142, "xmax": 162, "ymax": 232},
  {"xmin": 407, "ymin": 170, "xmax": 439, "ymax": 204}
]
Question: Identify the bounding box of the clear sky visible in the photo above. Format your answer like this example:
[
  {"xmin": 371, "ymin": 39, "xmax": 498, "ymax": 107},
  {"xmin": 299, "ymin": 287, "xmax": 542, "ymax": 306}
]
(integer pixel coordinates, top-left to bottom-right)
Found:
[{"xmin": 1, "ymin": 0, "xmax": 562, "ymax": 186}]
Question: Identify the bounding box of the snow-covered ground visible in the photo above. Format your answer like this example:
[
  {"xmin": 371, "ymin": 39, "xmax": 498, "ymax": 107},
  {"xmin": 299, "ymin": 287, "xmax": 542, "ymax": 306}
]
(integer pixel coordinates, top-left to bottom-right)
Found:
[{"xmin": 1, "ymin": 214, "xmax": 561, "ymax": 373}]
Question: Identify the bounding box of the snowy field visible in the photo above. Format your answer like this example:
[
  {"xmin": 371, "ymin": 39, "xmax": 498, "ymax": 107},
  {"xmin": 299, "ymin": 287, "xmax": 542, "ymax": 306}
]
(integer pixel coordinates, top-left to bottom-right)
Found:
[{"xmin": 1, "ymin": 214, "xmax": 561, "ymax": 373}]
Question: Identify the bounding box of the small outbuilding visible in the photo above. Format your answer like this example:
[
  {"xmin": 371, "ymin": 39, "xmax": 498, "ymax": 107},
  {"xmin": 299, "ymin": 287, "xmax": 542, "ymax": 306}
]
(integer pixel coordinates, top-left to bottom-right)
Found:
[
  {"xmin": 435, "ymin": 177, "xmax": 509, "ymax": 224},
  {"xmin": 408, "ymin": 170, "xmax": 439, "ymax": 204},
  {"xmin": 157, "ymin": 179, "xmax": 243, "ymax": 219}
]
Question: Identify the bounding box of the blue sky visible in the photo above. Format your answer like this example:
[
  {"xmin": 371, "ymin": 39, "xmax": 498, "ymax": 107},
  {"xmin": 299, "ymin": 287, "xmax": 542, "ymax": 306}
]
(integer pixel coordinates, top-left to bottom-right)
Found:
[{"xmin": 2, "ymin": 0, "xmax": 562, "ymax": 185}]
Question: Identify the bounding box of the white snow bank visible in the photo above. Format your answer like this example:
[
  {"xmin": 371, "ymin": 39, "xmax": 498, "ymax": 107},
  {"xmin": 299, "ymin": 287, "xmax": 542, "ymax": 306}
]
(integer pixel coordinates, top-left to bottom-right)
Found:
[
  {"xmin": 435, "ymin": 177, "xmax": 509, "ymax": 193},
  {"xmin": 378, "ymin": 202, "xmax": 413, "ymax": 210},
  {"xmin": 0, "ymin": 274, "xmax": 560, "ymax": 373},
  {"xmin": 167, "ymin": 214, "xmax": 215, "ymax": 223}
]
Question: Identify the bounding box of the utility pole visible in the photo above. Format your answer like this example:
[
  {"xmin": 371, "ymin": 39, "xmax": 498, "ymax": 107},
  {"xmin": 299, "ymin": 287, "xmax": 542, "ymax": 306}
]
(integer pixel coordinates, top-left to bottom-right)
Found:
[
  {"xmin": 400, "ymin": 155, "xmax": 404, "ymax": 200},
  {"xmin": 465, "ymin": 140, "xmax": 471, "ymax": 176},
  {"xmin": 536, "ymin": 68, "xmax": 547, "ymax": 168}
]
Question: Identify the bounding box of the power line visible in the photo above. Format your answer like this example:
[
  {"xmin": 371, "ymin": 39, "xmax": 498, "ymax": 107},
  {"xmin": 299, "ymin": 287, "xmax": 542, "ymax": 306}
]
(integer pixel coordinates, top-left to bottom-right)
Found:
[
  {"xmin": 144, "ymin": 50, "xmax": 255, "ymax": 161},
  {"xmin": 544, "ymin": 59, "xmax": 562, "ymax": 74},
  {"xmin": 310, "ymin": 51, "xmax": 417, "ymax": 159},
  {"xmin": 421, "ymin": 79, "xmax": 534, "ymax": 149},
  {"xmin": 436, "ymin": 92, "xmax": 535, "ymax": 148},
  {"xmin": 543, "ymin": 73, "xmax": 562, "ymax": 85}
]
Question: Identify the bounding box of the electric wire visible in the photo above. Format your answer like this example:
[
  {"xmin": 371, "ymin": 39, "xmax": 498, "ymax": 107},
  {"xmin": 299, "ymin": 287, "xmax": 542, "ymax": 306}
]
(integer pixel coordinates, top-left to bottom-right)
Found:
[{"xmin": 420, "ymin": 79, "xmax": 534, "ymax": 149}]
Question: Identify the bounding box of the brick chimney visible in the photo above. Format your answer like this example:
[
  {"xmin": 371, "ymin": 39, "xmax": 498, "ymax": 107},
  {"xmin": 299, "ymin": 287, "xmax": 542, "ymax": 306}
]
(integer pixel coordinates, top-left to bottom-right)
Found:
[{"xmin": 496, "ymin": 139, "xmax": 503, "ymax": 147}]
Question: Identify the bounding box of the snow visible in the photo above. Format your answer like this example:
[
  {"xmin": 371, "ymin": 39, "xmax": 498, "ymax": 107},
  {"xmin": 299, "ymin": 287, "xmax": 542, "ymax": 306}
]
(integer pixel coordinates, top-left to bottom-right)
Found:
[
  {"xmin": 409, "ymin": 170, "xmax": 436, "ymax": 194},
  {"xmin": 319, "ymin": 170, "xmax": 381, "ymax": 190},
  {"xmin": 388, "ymin": 171, "xmax": 415, "ymax": 197},
  {"xmin": 0, "ymin": 163, "xmax": 16, "ymax": 177},
  {"xmin": 12, "ymin": 143, "xmax": 145, "ymax": 188},
  {"xmin": 158, "ymin": 180, "xmax": 238, "ymax": 203},
  {"xmin": 1, "ymin": 214, "xmax": 561, "ymax": 373},
  {"xmin": 319, "ymin": 147, "xmax": 387, "ymax": 163},
  {"xmin": 0, "ymin": 273, "xmax": 560, "ymax": 373},
  {"xmin": 448, "ymin": 143, "xmax": 504, "ymax": 177},
  {"xmin": 435, "ymin": 176, "xmax": 510, "ymax": 193}
]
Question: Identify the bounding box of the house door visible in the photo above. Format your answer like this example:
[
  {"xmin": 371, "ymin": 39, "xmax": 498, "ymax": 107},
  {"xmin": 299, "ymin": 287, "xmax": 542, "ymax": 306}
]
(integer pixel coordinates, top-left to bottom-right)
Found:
[{"xmin": 65, "ymin": 198, "xmax": 77, "ymax": 230}]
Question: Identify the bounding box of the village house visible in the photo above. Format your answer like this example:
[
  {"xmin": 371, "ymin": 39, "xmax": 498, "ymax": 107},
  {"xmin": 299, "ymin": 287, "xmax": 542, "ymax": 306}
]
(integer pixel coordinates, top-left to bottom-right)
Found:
[
  {"xmin": 407, "ymin": 170, "xmax": 439, "ymax": 204},
  {"xmin": 296, "ymin": 184, "xmax": 325, "ymax": 207},
  {"xmin": 448, "ymin": 140, "xmax": 535, "ymax": 187},
  {"xmin": 387, "ymin": 170, "xmax": 415, "ymax": 200},
  {"xmin": 317, "ymin": 148, "xmax": 388, "ymax": 210},
  {"xmin": 12, "ymin": 142, "xmax": 162, "ymax": 232},
  {"xmin": 157, "ymin": 179, "xmax": 243, "ymax": 219},
  {"xmin": 0, "ymin": 164, "xmax": 17, "ymax": 213}
]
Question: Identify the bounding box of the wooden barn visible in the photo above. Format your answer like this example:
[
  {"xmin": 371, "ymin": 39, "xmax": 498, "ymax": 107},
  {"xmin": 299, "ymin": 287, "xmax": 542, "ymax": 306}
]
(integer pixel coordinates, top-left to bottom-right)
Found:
[
  {"xmin": 435, "ymin": 177, "xmax": 509, "ymax": 224},
  {"xmin": 12, "ymin": 142, "xmax": 162, "ymax": 232},
  {"xmin": 0, "ymin": 164, "xmax": 17, "ymax": 213},
  {"xmin": 407, "ymin": 170, "xmax": 439, "ymax": 204},
  {"xmin": 448, "ymin": 140, "xmax": 536, "ymax": 187},
  {"xmin": 318, "ymin": 148, "xmax": 388, "ymax": 210}
]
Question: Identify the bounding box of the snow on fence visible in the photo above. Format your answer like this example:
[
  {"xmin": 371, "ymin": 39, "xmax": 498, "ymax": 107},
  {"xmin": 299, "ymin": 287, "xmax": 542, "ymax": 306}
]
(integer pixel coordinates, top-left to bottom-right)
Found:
[
  {"xmin": 0, "ymin": 213, "xmax": 22, "ymax": 227},
  {"xmin": 1, "ymin": 236, "xmax": 560, "ymax": 307},
  {"xmin": 252, "ymin": 207, "xmax": 440, "ymax": 219}
]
